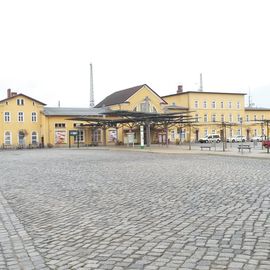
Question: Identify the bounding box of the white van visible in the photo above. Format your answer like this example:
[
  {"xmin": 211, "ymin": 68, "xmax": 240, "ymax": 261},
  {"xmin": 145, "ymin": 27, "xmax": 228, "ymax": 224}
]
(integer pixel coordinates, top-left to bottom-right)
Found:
[{"xmin": 199, "ymin": 134, "xmax": 221, "ymax": 143}]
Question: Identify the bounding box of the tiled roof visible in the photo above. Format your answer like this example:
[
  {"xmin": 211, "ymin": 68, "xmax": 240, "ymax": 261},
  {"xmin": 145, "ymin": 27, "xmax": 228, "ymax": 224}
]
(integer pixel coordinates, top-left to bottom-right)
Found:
[
  {"xmin": 44, "ymin": 107, "xmax": 104, "ymax": 116},
  {"xmin": 95, "ymin": 85, "xmax": 145, "ymax": 108},
  {"xmin": 162, "ymin": 91, "xmax": 246, "ymax": 98},
  {"xmin": 95, "ymin": 84, "xmax": 167, "ymax": 108}
]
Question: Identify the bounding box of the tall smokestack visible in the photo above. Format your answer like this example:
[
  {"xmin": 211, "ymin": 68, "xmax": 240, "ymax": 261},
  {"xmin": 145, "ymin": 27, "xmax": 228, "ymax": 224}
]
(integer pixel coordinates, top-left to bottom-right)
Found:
[
  {"xmin": 90, "ymin": 63, "xmax": 95, "ymax": 108},
  {"xmin": 199, "ymin": 73, "xmax": 203, "ymax": 92}
]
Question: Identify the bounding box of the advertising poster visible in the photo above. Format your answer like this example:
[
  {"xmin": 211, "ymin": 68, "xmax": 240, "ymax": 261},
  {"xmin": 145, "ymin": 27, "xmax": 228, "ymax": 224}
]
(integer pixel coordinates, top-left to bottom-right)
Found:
[
  {"xmin": 109, "ymin": 129, "xmax": 117, "ymax": 142},
  {"xmin": 55, "ymin": 130, "xmax": 67, "ymax": 144}
]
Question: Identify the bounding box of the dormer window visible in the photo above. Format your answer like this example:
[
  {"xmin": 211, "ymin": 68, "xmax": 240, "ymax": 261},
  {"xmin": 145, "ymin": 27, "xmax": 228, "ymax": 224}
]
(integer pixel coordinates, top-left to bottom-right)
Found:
[{"xmin": 17, "ymin": 99, "xmax": 24, "ymax": 106}]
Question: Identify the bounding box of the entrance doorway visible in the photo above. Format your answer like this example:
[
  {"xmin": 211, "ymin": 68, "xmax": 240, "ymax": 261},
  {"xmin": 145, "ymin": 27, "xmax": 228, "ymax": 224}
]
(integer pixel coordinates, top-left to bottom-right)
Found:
[{"xmin": 18, "ymin": 131, "xmax": 25, "ymax": 145}]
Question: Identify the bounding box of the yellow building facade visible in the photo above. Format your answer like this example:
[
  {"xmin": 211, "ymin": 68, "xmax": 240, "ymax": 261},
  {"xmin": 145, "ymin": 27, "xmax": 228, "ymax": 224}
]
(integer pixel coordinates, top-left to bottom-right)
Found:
[
  {"xmin": 94, "ymin": 84, "xmax": 172, "ymax": 144},
  {"xmin": 0, "ymin": 91, "xmax": 46, "ymax": 147},
  {"xmin": 1, "ymin": 85, "xmax": 270, "ymax": 148},
  {"xmin": 0, "ymin": 90, "xmax": 102, "ymax": 148},
  {"xmin": 162, "ymin": 87, "xmax": 270, "ymax": 142}
]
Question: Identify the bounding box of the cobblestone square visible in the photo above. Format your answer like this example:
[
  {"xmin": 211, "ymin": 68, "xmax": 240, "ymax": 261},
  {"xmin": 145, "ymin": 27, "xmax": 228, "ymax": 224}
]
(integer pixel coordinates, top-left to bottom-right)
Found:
[{"xmin": 0, "ymin": 149, "xmax": 270, "ymax": 269}]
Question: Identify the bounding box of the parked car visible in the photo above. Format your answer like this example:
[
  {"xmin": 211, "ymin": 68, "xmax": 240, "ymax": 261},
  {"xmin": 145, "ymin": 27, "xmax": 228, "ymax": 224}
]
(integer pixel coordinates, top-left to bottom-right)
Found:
[
  {"xmin": 262, "ymin": 140, "xmax": 270, "ymax": 148},
  {"xmin": 227, "ymin": 135, "xmax": 247, "ymax": 143},
  {"xmin": 199, "ymin": 134, "xmax": 221, "ymax": 143},
  {"xmin": 250, "ymin": 135, "xmax": 266, "ymax": 142}
]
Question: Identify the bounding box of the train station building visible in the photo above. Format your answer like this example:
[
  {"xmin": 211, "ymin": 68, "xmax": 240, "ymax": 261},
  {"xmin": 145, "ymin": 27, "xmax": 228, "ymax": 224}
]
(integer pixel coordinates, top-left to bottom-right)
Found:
[{"xmin": 0, "ymin": 85, "xmax": 269, "ymax": 148}]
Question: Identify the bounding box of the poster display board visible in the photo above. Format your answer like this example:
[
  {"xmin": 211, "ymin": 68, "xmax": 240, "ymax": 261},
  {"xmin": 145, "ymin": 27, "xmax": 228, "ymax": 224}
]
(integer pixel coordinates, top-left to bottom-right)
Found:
[{"xmin": 55, "ymin": 130, "xmax": 67, "ymax": 144}]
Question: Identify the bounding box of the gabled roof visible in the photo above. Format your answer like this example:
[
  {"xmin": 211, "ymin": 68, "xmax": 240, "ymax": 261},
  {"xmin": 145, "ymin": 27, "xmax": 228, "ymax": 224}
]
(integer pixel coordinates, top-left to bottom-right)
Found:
[
  {"xmin": 44, "ymin": 107, "xmax": 104, "ymax": 116},
  {"xmin": 0, "ymin": 93, "xmax": 46, "ymax": 105},
  {"xmin": 95, "ymin": 84, "xmax": 167, "ymax": 108}
]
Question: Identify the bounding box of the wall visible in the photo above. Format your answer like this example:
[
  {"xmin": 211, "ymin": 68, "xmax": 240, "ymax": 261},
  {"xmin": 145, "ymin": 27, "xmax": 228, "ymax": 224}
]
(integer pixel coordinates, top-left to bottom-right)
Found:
[{"xmin": 0, "ymin": 95, "xmax": 44, "ymax": 146}]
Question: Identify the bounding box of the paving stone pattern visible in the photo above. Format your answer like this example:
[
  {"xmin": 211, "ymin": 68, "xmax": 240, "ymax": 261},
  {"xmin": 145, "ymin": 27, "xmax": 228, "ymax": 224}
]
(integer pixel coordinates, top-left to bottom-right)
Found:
[{"xmin": 0, "ymin": 149, "xmax": 270, "ymax": 270}]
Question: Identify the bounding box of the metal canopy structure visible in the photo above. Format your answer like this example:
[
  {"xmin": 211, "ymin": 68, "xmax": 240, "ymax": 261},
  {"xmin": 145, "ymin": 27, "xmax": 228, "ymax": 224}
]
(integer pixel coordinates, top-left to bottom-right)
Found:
[
  {"xmin": 69, "ymin": 109, "xmax": 195, "ymax": 147},
  {"xmin": 69, "ymin": 110, "xmax": 195, "ymax": 126}
]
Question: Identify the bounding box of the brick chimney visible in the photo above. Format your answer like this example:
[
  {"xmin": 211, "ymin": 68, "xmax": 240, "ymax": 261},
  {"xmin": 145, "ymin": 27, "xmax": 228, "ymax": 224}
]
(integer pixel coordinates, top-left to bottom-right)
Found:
[
  {"xmin": 177, "ymin": 85, "xmax": 183, "ymax": 93},
  {"xmin": 7, "ymin": 89, "xmax": 11, "ymax": 98}
]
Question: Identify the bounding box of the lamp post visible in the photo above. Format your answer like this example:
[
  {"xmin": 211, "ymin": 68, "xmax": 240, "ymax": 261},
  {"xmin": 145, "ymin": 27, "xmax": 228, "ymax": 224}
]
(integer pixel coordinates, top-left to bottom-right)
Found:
[
  {"xmin": 261, "ymin": 122, "xmax": 264, "ymax": 150},
  {"xmin": 240, "ymin": 117, "xmax": 243, "ymax": 154}
]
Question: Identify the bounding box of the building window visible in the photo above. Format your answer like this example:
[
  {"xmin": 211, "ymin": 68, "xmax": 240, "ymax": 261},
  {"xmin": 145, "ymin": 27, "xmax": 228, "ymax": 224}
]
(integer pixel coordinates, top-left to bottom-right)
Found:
[
  {"xmin": 229, "ymin": 114, "xmax": 233, "ymax": 123},
  {"xmin": 31, "ymin": 131, "xmax": 38, "ymax": 144},
  {"xmin": 4, "ymin": 112, "xmax": 11, "ymax": 122},
  {"xmin": 74, "ymin": 130, "xmax": 84, "ymax": 142},
  {"xmin": 204, "ymin": 129, "xmax": 208, "ymax": 137},
  {"xmin": 73, "ymin": 123, "xmax": 83, "ymax": 128},
  {"xmin": 4, "ymin": 131, "xmax": 11, "ymax": 145},
  {"xmin": 246, "ymin": 115, "xmax": 249, "ymax": 122},
  {"xmin": 194, "ymin": 101, "xmax": 198, "ymax": 108},
  {"xmin": 203, "ymin": 101, "xmax": 207, "ymax": 108},
  {"xmin": 17, "ymin": 99, "xmax": 24, "ymax": 106},
  {"xmin": 32, "ymin": 112, "xmax": 37, "ymax": 122},
  {"xmin": 237, "ymin": 129, "xmax": 241, "ymax": 136},
  {"xmin": 261, "ymin": 115, "xmax": 264, "ymax": 120},
  {"xmin": 139, "ymin": 98, "xmax": 151, "ymax": 112},
  {"xmin": 171, "ymin": 130, "xmax": 175, "ymax": 140},
  {"xmin": 230, "ymin": 129, "xmax": 233, "ymax": 137},
  {"xmin": 212, "ymin": 101, "xmax": 216, "ymax": 109},
  {"xmin": 237, "ymin": 102, "xmax": 240, "ymax": 109},
  {"xmin": 180, "ymin": 129, "xmax": 186, "ymax": 140},
  {"xmin": 254, "ymin": 129, "xmax": 257, "ymax": 136},
  {"xmin": 204, "ymin": 114, "xmax": 208, "ymax": 122},
  {"xmin": 254, "ymin": 115, "xmax": 257, "ymax": 121},
  {"xmin": 228, "ymin": 101, "xmax": 232, "ymax": 109},
  {"xmin": 55, "ymin": 123, "xmax": 66, "ymax": 128},
  {"xmin": 18, "ymin": 112, "xmax": 24, "ymax": 122},
  {"xmin": 212, "ymin": 130, "xmax": 216, "ymax": 134},
  {"xmin": 195, "ymin": 114, "xmax": 199, "ymax": 122},
  {"xmin": 221, "ymin": 114, "xmax": 225, "ymax": 122},
  {"xmin": 93, "ymin": 129, "xmax": 102, "ymax": 143},
  {"xmin": 212, "ymin": 114, "xmax": 216, "ymax": 122},
  {"xmin": 237, "ymin": 114, "xmax": 241, "ymax": 123},
  {"xmin": 221, "ymin": 101, "xmax": 224, "ymax": 109}
]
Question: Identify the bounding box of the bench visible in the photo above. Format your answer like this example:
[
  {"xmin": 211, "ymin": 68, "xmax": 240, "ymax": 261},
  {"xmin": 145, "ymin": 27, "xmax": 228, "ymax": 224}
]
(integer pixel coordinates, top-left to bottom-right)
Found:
[
  {"xmin": 238, "ymin": 144, "xmax": 251, "ymax": 152},
  {"xmin": 28, "ymin": 143, "xmax": 41, "ymax": 149},
  {"xmin": 200, "ymin": 145, "xmax": 212, "ymax": 151}
]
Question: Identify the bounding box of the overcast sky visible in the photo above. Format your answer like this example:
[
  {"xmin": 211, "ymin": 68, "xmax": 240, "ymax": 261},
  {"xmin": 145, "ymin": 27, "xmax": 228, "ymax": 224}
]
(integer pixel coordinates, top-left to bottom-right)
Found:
[{"xmin": 1, "ymin": 0, "xmax": 270, "ymax": 108}]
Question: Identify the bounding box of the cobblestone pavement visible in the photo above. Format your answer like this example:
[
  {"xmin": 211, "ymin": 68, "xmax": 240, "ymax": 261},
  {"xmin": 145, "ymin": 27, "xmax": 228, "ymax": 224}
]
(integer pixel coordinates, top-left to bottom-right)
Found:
[{"xmin": 0, "ymin": 149, "xmax": 270, "ymax": 270}]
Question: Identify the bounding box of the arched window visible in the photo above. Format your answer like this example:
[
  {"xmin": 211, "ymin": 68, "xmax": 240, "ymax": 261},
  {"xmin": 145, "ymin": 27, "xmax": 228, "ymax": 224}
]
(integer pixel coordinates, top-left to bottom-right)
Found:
[
  {"xmin": 4, "ymin": 131, "xmax": 11, "ymax": 145},
  {"xmin": 32, "ymin": 131, "xmax": 38, "ymax": 144}
]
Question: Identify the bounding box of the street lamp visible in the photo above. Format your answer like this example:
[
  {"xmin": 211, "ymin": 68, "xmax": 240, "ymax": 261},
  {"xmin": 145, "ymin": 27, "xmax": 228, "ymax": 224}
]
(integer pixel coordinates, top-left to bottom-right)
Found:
[{"xmin": 240, "ymin": 117, "xmax": 243, "ymax": 154}]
